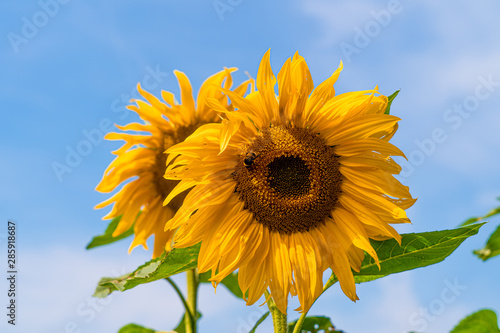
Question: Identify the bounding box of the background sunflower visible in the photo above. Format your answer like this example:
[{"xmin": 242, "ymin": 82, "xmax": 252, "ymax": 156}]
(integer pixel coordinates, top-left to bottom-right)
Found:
[{"xmin": 95, "ymin": 69, "xmax": 252, "ymax": 258}]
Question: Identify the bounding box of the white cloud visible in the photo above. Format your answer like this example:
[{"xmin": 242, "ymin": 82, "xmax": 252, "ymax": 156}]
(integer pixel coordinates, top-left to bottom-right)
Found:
[
  {"xmin": 0, "ymin": 245, "xmax": 263, "ymax": 333},
  {"xmin": 300, "ymin": 0, "xmax": 375, "ymax": 48},
  {"xmin": 299, "ymin": 0, "xmax": 500, "ymax": 96},
  {"xmin": 373, "ymin": 274, "xmax": 421, "ymax": 331},
  {"xmin": 0, "ymin": 246, "xmax": 184, "ymax": 333}
]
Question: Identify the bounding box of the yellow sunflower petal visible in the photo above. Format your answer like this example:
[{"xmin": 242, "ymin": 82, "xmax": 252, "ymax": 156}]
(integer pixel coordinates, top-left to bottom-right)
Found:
[
  {"xmin": 303, "ymin": 61, "xmax": 343, "ymax": 124},
  {"xmin": 334, "ymin": 138, "xmax": 406, "ymax": 159},
  {"xmin": 173, "ymin": 70, "xmax": 196, "ymax": 122},
  {"xmin": 331, "ymin": 208, "xmax": 379, "ymax": 268},
  {"xmin": 324, "ymin": 114, "xmax": 400, "ymax": 145},
  {"xmin": 256, "ymin": 49, "xmax": 279, "ymax": 122}
]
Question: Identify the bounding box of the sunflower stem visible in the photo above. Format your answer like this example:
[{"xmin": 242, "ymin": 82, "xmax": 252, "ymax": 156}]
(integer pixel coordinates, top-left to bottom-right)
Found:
[
  {"xmin": 292, "ymin": 313, "xmax": 306, "ymax": 333},
  {"xmin": 266, "ymin": 290, "xmax": 288, "ymax": 333},
  {"xmin": 165, "ymin": 277, "xmax": 195, "ymax": 332},
  {"xmin": 323, "ymin": 274, "xmax": 338, "ymax": 292},
  {"xmin": 292, "ymin": 274, "xmax": 339, "ymax": 333},
  {"xmin": 186, "ymin": 269, "xmax": 198, "ymax": 333}
]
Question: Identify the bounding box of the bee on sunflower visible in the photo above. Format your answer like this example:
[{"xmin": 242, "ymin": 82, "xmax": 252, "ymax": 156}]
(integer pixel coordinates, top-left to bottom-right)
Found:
[
  {"xmin": 163, "ymin": 50, "xmax": 415, "ymax": 313},
  {"xmin": 94, "ymin": 68, "xmax": 252, "ymax": 258}
]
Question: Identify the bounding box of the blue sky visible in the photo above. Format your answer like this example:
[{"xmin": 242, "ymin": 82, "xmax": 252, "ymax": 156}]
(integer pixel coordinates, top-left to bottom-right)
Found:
[{"xmin": 1, "ymin": 0, "xmax": 500, "ymax": 332}]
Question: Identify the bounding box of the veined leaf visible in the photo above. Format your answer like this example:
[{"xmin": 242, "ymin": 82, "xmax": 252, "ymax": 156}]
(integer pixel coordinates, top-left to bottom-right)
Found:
[
  {"xmin": 328, "ymin": 223, "xmax": 484, "ymax": 285},
  {"xmin": 94, "ymin": 244, "xmax": 200, "ymax": 298},
  {"xmin": 288, "ymin": 316, "xmax": 341, "ymax": 333},
  {"xmin": 95, "ymin": 224, "xmax": 483, "ymax": 299},
  {"xmin": 474, "ymin": 224, "xmax": 500, "ymax": 261},
  {"xmin": 384, "ymin": 90, "xmax": 400, "ymax": 115},
  {"xmin": 86, "ymin": 215, "xmax": 134, "ymax": 249},
  {"xmin": 249, "ymin": 312, "xmax": 270, "ymax": 333},
  {"xmin": 450, "ymin": 309, "xmax": 500, "ymax": 333}
]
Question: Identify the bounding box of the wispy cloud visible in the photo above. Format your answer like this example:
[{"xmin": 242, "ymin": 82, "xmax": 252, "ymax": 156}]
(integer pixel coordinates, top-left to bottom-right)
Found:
[{"xmin": 2, "ymin": 246, "xmax": 183, "ymax": 333}]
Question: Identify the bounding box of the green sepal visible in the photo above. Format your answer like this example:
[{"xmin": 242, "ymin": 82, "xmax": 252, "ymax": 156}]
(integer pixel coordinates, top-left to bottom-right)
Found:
[
  {"xmin": 86, "ymin": 215, "xmax": 134, "ymax": 250},
  {"xmin": 384, "ymin": 90, "xmax": 400, "ymax": 115}
]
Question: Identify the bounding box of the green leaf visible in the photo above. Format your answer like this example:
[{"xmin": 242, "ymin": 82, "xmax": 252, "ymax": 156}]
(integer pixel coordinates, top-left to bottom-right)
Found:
[
  {"xmin": 198, "ymin": 271, "xmax": 211, "ymax": 282},
  {"xmin": 288, "ymin": 316, "xmax": 341, "ymax": 333},
  {"xmin": 94, "ymin": 243, "xmax": 200, "ymax": 298},
  {"xmin": 461, "ymin": 199, "xmax": 500, "ymax": 226},
  {"xmin": 384, "ymin": 90, "xmax": 400, "ymax": 115},
  {"xmin": 248, "ymin": 312, "xmax": 270, "ymax": 333},
  {"xmin": 199, "ymin": 271, "xmax": 244, "ymax": 299},
  {"xmin": 327, "ymin": 223, "xmax": 484, "ymax": 285},
  {"xmin": 117, "ymin": 323, "xmax": 156, "ymax": 333},
  {"xmin": 474, "ymin": 224, "xmax": 500, "ymax": 261},
  {"xmin": 450, "ymin": 309, "xmax": 500, "ymax": 333},
  {"xmin": 173, "ymin": 311, "xmax": 202, "ymax": 333},
  {"xmin": 86, "ymin": 215, "xmax": 134, "ymax": 250}
]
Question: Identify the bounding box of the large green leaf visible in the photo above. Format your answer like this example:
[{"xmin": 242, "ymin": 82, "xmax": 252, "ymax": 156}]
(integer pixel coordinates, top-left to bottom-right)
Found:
[
  {"xmin": 328, "ymin": 223, "xmax": 484, "ymax": 285},
  {"xmin": 118, "ymin": 323, "xmax": 155, "ymax": 333},
  {"xmin": 450, "ymin": 309, "xmax": 500, "ymax": 333},
  {"xmin": 248, "ymin": 312, "xmax": 270, "ymax": 333},
  {"xmin": 94, "ymin": 244, "xmax": 200, "ymax": 298},
  {"xmin": 474, "ymin": 224, "xmax": 500, "ymax": 261},
  {"xmin": 461, "ymin": 198, "xmax": 500, "ymax": 226},
  {"xmin": 384, "ymin": 90, "xmax": 400, "ymax": 115},
  {"xmin": 94, "ymin": 224, "xmax": 483, "ymax": 299},
  {"xmin": 199, "ymin": 271, "xmax": 243, "ymax": 299},
  {"xmin": 288, "ymin": 316, "xmax": 341, "ymax": 333},
  {"xmin": 86, "ymin": 215, "xmax": 134, "ymax": 250},
  {"xmin": 173, "ymin": 311, "xmax": 202, "ymax": 333}
]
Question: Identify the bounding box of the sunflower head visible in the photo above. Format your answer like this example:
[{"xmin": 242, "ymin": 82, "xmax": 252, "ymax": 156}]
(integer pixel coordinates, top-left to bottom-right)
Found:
[
  {"xmin": 164, "ymin": 50, "xmax": 415, "ymax": 313},
  {"xmin": 94, "ymin": 68, "xmax": 252, "ymax": 258}
]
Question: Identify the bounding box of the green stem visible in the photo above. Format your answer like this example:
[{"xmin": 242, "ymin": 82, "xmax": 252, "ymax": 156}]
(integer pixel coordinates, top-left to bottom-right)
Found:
[
  {"xmin": 292, "ymin": 314, "xmax": 306, "ymax": 333},
  {"xmin": 322, "ymin": 274, "xmax": 338, "ymax": 292},
  {"xmin": 186, "ymin": 269, "xmax": 198, "ymax": 333},
  {"xmin": 266, "ymin": 290, "xmax": 288, "ymax": 333},
  {"xmin": 292, "ymin": 274, "xmax": 339, "ymax": 333},
  {"xmin": 165, "ymin": 277, "xmax": 194, "ymax": 331}
]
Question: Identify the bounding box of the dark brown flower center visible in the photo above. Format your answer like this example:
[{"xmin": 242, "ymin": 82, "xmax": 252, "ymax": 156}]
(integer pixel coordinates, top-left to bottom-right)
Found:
[
  {"xmin": 268, "ymin": 156, "xmax": 311, "ymax": 197},
  {"xmin": 154, "ymin": 124, "xmax": 199, "ymax": 210},
  {"xmin": 233, "ymin": 125, "xmax": 342, "ymax": 234}
]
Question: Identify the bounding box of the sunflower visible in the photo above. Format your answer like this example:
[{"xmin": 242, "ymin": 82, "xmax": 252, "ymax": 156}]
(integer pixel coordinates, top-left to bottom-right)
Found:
[
  {"xmin": 95, "ymin": 68, "xmax": 252, "ymax": 258},
  {"xmin": 163, "ymin": 51, "xmax": 415, "ymax": 313}
]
